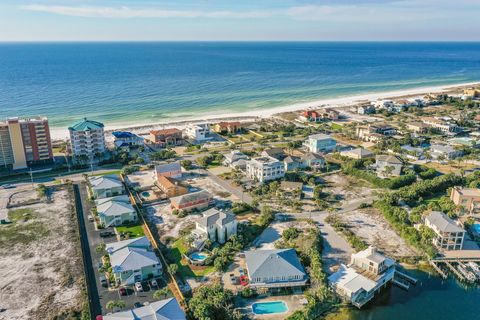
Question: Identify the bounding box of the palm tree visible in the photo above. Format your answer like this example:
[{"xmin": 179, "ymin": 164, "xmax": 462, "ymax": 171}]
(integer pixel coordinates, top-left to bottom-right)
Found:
[
  {"xmin": 153, "ymin": 287, "xmax": 170, "ymax": 300},
  {"xmin": 106, "ymin": 299, "xmax": 125, "ymax": 311}
]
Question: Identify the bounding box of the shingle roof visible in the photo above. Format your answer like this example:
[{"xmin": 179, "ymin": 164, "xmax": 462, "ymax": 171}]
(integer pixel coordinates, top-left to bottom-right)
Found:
[
  {"xmin": 69, "ymin": 118, "xmax": 104, "ymax": 131},
  {"xmin": 309, "ymin": 133, "xmax": 334, "ymax": 140},
  {"xmin": 425, "ymin": 211, "xmax": 464, "ymax": 233},
  {"xmin": 197, "ymin": 208, "xmax": 236, "ymax": 228},
  {"xmin": 342, "ymin": 148, "xmax": 374, "ymax": 158},
  {"xmin": 262, "ymin": 148, "xmax": 285, "ymax": 159},
  {"xmin": 301, "ymin": 152, "xmax": 324, "ymax": 161},
  {"xmin": 245, "ymin": 249, "xmax": 307, "ymax": 280},
  {"xmin": 170, "ymin": 190, "xmax": 212, "ymax": 206},
  {"xmin": 328, "ymin": 264, "xmax": 376, "ymax": 294},
  {"xmin": 375, "ymin": 154, "xmax": 403, "ymax": 164},
  {"xmin": 155, "ymin": 162, "xmax": 181, "ymax": 174},
  {"xmin": 150, "ymin": 128, "xmax": 182, "ymax": 136},
  {"xmin": 103, "ymin": 297, "xmax": 186, "ymax": 320}
]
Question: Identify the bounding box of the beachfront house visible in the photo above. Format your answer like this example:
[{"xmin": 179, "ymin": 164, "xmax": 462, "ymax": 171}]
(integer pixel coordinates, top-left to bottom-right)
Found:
[
  {"xmin": 450, "ymin": 186, "xmax": 480, "ymax": 215},
  {"xmin": 305, "ymin": 134, "xmax": 337, "ymax": 153},
  {"xmin": 299, "ymin": 110, "xmax": 322, "ymax": 122},
  {"xmin": 375, "ymin": 155, "xmax": 403, "ymax": 178},
  {"xmin": 149, "ymin": 128, "xmax": 183, "ymax": 147},
  {"xmin": 103, "ymin": 298, "xmax": 186, "ymax": 320},
  {"xmin": 213, "ymin": 121, "xmax": 243, "ymax": 134},
  {"xmin": 112, "ymin": 131, "xmax": 144, "ymax": 149},
  {"xmin": 357, "ymin": 104, "xmax": 375, "ymax": 115},
  {"xmin": 246, "ymin": 156, "xmax": 285, "ymax": 183},
  {"xmin": 106, "ymin": 236, "xmax": 162, "ymax": 285},
  {"xmin": 88, "ymin": 175, "xmax": 125, "ymax": 199},
  {"xmin": 340, "ymin": 148, "xmax": 374, "ymax": 160},
  {"xmin": 328, "ymin": 247, "xmax": 396, "ymax": 308},
  {"xmin": 155, "ymin": 162, "xmax": 182, "ymax": 180},
  {"xmin": 245, "ymin": 248, "xmax": 308, "ymax": 289},
  {"xmin": 95, "ymin": 195, "xmax": 137, "ymax": 227},
  {"xmin": 170, "ymin": 190, "xmax": 213, "ymax": 212},
  {"xmin": 191, "ymin": 208, "xmax": 238, "ymax": 248},
  {"xmin": 185, "ymin": 123, "xmax": 211, "ymax": 141},
  {"xmin": 425, "ymin": 211, "xmax": 465, "ymax": 250},
  {"xmin": 223, "ymin": 150, "xmax": 249, "ymax": 170}
]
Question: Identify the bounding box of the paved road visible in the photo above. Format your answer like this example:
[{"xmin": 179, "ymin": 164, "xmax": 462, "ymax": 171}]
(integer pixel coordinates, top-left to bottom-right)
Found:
[{"xmin": 198, "ymin": 168, "xmax": 253, "ymax": 204}]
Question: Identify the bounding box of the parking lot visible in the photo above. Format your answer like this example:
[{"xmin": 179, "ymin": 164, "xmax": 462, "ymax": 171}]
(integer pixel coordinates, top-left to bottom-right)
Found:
[{"xmin": 77, "ymin": 183, "xmax": 169, "ymax": 315}]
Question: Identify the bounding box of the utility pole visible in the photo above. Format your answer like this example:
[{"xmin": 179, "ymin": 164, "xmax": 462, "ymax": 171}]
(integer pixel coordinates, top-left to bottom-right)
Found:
[{"xmin": 29, "ymin": 168, "xmax": 34, "ymax": 188}]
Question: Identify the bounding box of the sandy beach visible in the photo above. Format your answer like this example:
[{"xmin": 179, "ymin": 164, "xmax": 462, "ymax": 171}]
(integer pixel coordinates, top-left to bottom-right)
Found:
[{"xmin": 49, "ymin": 81, "xmax": 479, "ymax": 141}]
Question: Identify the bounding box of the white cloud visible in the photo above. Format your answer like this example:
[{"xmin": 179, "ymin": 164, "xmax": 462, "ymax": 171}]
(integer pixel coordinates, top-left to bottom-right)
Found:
[{"xmin": 21, "ymin": 4, "xmax": 276, "ymax": 19}]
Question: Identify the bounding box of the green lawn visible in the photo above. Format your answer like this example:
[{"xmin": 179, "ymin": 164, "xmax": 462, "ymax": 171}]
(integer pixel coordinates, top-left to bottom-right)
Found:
[
  {"xmin": 91, "ymin": 170, "xmax": 122, "ymax": 176},
  {"xmin": 115, "ymin": 224, "xmax": 145, "ymax": 238},
  {"xmin": 8, "ymin": 208, "xmax": 35, "ymax": 222},
  {"xmin": 171, "ymin": 239, "xmax": 215, "ymax": 278}
]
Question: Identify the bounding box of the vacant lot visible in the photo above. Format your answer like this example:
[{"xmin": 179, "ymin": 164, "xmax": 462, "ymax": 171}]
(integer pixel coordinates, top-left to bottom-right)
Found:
[
  {"xmin": 337, "ymin": 207, "xmax": 416, "ymax": 258},
  {"xmin": 145, "ymin": 203, "xmax": 200, "ymax": 240},
  {"xmin": 0, "ymin": 187, "xmax": 85, "ymax": 320}
]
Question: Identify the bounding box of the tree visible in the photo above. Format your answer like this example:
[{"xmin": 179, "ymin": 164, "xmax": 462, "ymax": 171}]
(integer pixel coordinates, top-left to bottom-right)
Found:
[
  {"xmin": 188, "ymin": 283, "xmax": 240, "ymax": 320},
  {"xmin": 36, "ymin": 184, "xmax": 48, "ymax": 199},
  {"xmin": 167, "ymin": 264, "xmax": 178, "ymax": 275},
  {"xmin": 153, "ymin": 287, "xmax": 170, "ymax": 300},
  {"xmin": 95, "ymin": 242, "xmax": 106, "ymax": 255},
  {"xmin": 106, "ymin": 300, "xmax": 125, "ymax": 311},
  {"xmin": 180, "ymin": 160, "xmax": 193, "ymax": 170}
]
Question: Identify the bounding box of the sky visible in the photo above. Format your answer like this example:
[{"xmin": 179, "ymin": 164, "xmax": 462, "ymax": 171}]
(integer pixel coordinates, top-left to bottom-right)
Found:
[{"xmin": 1, "ymin": 0, "xmax": 480, "ymax": 41}]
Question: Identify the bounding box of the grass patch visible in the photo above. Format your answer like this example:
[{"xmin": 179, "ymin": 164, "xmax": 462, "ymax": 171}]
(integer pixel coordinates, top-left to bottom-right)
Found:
[
  {"xmin": 91, "ymin": 170, "xmax": 122, "ymax": 176},
  {"xmin": 8, "ymin": 208, "xmax": 35, "ymax": 222},
  {"xmin": 115, "ymin": 224, "xmax": 145, "ymax": 238},
  {"xmin": 0, "ymin": 222, "xmax": 50, "ymax": 247},
  {"xmin": 170, "ymin": 239, "xmax": 215, "ymax": 278}
]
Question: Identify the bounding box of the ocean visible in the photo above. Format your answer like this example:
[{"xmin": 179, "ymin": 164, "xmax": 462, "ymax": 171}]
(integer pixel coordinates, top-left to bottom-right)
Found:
[{"xmin": 1, "ymin": 42, "xmax": 480, "ymax": 131}]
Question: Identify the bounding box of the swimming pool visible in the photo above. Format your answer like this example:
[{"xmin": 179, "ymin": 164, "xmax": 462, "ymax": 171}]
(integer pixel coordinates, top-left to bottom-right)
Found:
[
  {"xmin": 472, "ymin": 224, "xmax": 480, "ymax": 234},
  {"xmin": 252, "ymin": 301, "xmax": 288, "ymax": 315},
  {"xmin": 190, "ymin": 252, "xmax": 208, "ymax": 261},
  {"xmin": 141, "ymin": 191, "xmax": 150, "ymax": 197}
]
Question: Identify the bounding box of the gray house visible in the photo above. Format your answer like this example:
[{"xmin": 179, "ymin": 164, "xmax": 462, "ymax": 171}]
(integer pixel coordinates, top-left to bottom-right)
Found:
[
  {"xmin": 375, "ymin": 155, "xmax": 403, "ymax": 178},
  {"xmin": 245, "ymin": 249, "xmax": 308, "ymax": 288},
  {"xmin": 95, "ymin": 195, "xmax": 138, "ymax": 227},
  {"xmin": 103, "ymin": 297, "xmax": 186, "ymax": 320},
  {"xmin": 192, "ymin": 208, "xmax": 238, "ymax": 247}
]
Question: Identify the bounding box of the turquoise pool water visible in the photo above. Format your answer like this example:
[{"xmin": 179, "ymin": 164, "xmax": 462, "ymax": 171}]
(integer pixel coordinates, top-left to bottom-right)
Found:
[
  {"xmin": 252, "ymin": 301, "xmax": 288, "ymax": 315},
  {"xmin": 472, "ymin": 224, "xmax": 480, "ymax": 234},
  {"xmin": 190, "ymin": 252, "xmax": 208, "ymax": 261},
  {"xmin": 141, "ymin": 191, "xmax": 150, "ymax": 197}
]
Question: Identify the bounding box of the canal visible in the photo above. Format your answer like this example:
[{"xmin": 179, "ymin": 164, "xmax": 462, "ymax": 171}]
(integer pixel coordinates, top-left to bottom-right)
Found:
[{"xmin": 325, "ymin": 268, "xmax": 480, "ymax": 320}]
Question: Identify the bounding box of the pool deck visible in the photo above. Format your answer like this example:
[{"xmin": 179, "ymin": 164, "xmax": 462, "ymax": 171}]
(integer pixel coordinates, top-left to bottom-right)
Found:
[{"xmin": 236, "ymin": 294, "xmax": 306, "ymax": 319}]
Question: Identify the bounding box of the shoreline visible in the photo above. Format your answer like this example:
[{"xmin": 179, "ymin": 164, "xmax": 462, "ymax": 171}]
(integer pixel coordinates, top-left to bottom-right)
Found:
[{"xmin": 49, "ymin": 80, "xmax": 479, "ymax": 141}]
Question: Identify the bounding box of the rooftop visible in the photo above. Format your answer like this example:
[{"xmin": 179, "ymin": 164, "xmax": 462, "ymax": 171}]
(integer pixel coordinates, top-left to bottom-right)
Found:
[
  {"xmin": 150, "ymin": 128, "xmax": 182, "ymax": 135},
  {"xmin": 425, "ymin": 211, "xmax": 465, "ymax": 233},
  {"xmin": 69, "ymin": 118, "xmax": 104, "ymax": 131},
  {"xmin": 375, "ymin": 154, "xmax": 403, "ymax": 164},
  {"xmin": 170, "ymin": 190, "xmax": 212, "ymax": 206},
  {"xmin": 103, "ymin": 298, "xmax": 186, "ymax": 320},
  {"xmin": 309, "ymin": 133, "xmax": 334, "ymax": 140},
  {"xmin": 197, "ymin": 208, "xmax": 236, "ymax": 228},
  {"xmin": 245, "ymin": 248, "xmax": 307, "ymax": 280}
]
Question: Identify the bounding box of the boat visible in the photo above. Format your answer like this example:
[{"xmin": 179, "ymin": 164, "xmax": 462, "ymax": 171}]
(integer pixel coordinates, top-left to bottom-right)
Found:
[
  {"xmin": 467, "ymin": 262, "xmax": 480, "ymax": 278},
  {"xmin": 457, "ymin": 263, "xmax": 476, "ymax": 282}
]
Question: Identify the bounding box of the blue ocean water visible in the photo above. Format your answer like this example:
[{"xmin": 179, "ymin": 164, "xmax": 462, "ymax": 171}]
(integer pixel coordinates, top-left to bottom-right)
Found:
[{"xmin": 0, "ymin": 42, "xmax": 480, "ymax": 129}]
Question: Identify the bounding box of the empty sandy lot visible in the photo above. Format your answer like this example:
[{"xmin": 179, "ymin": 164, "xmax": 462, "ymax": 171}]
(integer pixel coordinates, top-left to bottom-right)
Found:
[
  {"xmin": 0, "ymin": 187, "xmax": 84, "ymax": 320},
  {"xmin": 338, "ymin": 208, "xmax": 417, "ymax": 258}
]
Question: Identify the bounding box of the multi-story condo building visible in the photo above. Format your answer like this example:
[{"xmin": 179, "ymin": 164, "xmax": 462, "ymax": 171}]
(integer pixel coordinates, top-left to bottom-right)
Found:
[
  {"xmin": 185, "ymin": 123, "xmax": 211, "ymax": 141},
  {"xmin": 0, "ymin": 117, "xmax": 53, "ymax": 170},
  {"xmin": 425, "ymin": 211, "xmax": 465, "ymax": 250},
  {"xmin": 421, "ymin": 117, "xmax": 461, "ymax": 134},
  {"xmin": 246, "ymin": 156, "xmax": 285, "ymax": 183},
  {"xmin": 68, "ymin": 118, "xmax": 106, "ymax": 162},
  {"xmin": 305, "ymin": 134, "xmax": 337, "ymax": 153},
  {"xmin": 450, "ymin": 186, "xmax": 480, "ymax": 214}
]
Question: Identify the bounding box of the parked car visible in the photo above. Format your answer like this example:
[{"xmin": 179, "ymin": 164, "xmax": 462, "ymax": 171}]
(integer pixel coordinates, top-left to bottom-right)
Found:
[
  {"xmin": 118, "ymin": 287, "xmax": 127, "ymax": 296},
  {"xmin": 99, "ymin": 275, "xmax": 108, "ymax": 288},
  {"xmin": 135, "ymin": 282, "xmax": 143, "ymax": 292},
  {"xmin": 238, "ymin": 268, "xmax": 245, "ymax": 276},
  {"xmin": 99, "ymin": 230, "xmax": 114, "ymax": 237},
  {"xmin": 88, "ymin": 215, "xmax": 94, "ymax": 222},
  {"xmin": 150, "ymin": 279, "xmax": 158, "ymax": 288},
  {"xmin": 229, "ymin": 273, "xmax": 237, "ymax": 284},
  {"xmin": 1, "ymin": 184, "xmax": 15, "ymax": 189},
  {"xmin": 134, "ymin": 302, "xmax": 143, "ymax": 308}
]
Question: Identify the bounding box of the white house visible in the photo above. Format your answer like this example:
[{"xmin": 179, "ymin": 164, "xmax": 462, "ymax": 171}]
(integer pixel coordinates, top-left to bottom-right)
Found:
[
  {"xmin": 328, "ymin": 247, "xmax": 396, "ymax": 308},
  {"xmin": 103, "ymin": 298, "xmax": 186, "ymax": 320},
  {"xmin": 223, "ymin": 150, "xmax": 249, "ymax": 170},
  {"xmin": 246, "ymin": 156, "xmax": 285, "ymax": 183},
  {"xmin": 185, "ymin": 123, "xmax": 211, "ymax": 141},
  {"xmin": 429, "ymin": 144, "xmax": 462, "ymax": 160},
  {"xmin": 305, "ymin": 134, "xmax": 337, "ymax": 153},
  {"xmin": 191, "ymin": 208, "xmax": 238, "ymax": 248}
]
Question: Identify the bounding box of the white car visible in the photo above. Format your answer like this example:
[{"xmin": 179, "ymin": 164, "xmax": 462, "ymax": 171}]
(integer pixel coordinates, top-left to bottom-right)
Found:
[
  {"xmin": 150, "ymin": 279, "xmax": 158, "ymax": 288},
  {"xmin": 135, "ymin": 282, "xmax": 143, "ymax": 292}
]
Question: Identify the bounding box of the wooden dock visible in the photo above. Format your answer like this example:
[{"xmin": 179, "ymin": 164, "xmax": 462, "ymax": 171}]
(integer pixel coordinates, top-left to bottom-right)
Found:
[
  {"xmin": 445, "ymin": 261, "xmax": 466, "ymax": 281},
  {"xmin": 430, "ymin": 261, "xmax": 448, "ymax": 279}
]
